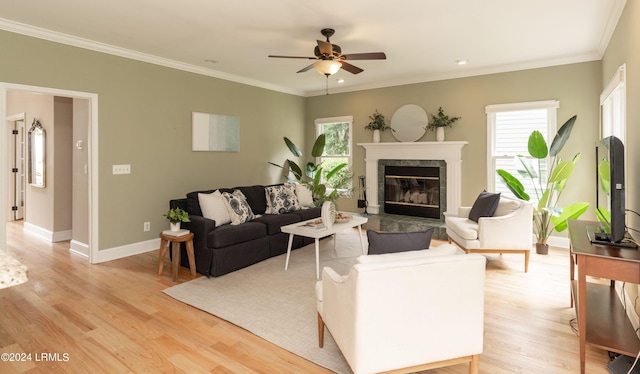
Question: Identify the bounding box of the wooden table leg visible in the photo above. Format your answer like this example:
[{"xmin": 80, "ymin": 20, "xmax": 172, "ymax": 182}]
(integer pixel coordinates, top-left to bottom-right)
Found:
[
  {"xmin": 577, "ymin": 255, "xmax": 587, "ymax": 374},
  {"xmin": 185, "ymin": 239, "xmax": 196, "ymax": 276},
  {"xmin": 157, "ymin": 238, "xmax": 168, "ymax": 276},
  {"xmin": 171, "ymin": 241, "xmax": 180, "ymax": 282}
]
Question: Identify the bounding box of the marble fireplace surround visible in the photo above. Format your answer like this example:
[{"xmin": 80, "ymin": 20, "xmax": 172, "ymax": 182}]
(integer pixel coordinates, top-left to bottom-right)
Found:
[{"xmin": 358, "ymin": 141, "xmax": 468, "ymax": 216}]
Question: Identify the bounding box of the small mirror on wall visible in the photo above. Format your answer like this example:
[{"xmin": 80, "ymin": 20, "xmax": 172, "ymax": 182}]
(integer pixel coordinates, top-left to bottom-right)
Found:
[
  {"xmin": 192, "ymin": 112, "xmax": 240, "ymax": 152},
  {"xmin": 28, "ymin": 118, "xmax": 46, "ymax": 188}
]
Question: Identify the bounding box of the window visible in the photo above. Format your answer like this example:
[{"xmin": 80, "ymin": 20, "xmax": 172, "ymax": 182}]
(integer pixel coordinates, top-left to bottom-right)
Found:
[
  {"xmin": 315, "ymin": 116, "xmax": 352, "ymax": 191},
  {"xmin": 486, "ymin": 101, "xmax": 559, "ymax": 205},
  {"xmin": 601, "ymin": 64, "xmax": 626, "ymax": 142}
]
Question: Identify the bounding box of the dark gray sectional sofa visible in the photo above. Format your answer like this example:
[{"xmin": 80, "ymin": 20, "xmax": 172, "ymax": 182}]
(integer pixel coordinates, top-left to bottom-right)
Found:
[{"xmin": 169, "ymin": 184, "xmax": 321, "ymax": 277}]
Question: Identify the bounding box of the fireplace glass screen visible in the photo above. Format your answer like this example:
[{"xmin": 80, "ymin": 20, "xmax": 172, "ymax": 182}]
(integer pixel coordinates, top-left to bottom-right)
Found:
[{"xmin": 384, "ymin": 165, "xmax": 440, "ymax": 218}]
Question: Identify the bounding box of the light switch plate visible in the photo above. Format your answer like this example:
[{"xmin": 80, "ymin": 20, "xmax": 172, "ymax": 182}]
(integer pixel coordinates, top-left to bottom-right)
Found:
[{"xmin": 112, "ymin": 164, "xmax": 131, "ymax": 174}]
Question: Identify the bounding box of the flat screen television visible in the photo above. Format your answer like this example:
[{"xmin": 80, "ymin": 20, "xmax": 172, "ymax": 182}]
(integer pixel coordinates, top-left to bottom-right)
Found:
[{"xmin": 588, "ymin": 136, "xmax": 635, "ymax": 247}]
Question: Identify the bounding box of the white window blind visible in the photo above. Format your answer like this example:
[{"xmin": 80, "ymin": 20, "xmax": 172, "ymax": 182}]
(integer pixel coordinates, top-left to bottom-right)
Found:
[{"xmin": 486, "ymin": 101, "xmax": 558, "ymax": 204}]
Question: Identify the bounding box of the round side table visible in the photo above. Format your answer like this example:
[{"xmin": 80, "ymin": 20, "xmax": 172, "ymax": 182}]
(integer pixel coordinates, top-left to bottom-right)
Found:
[{"xmin": 157, "ymin": 232, "xmax": 196, "ymax": 282}]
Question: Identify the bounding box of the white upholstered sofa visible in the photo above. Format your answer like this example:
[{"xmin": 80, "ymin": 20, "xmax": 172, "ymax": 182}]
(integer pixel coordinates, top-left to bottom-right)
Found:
[
  {"xmin": 315, "ymin": 244, "xmax": 486, "ymax": 374},
  {"xmin": 445, "ymin": 195, "xmax": 533, "ymax": 272}
]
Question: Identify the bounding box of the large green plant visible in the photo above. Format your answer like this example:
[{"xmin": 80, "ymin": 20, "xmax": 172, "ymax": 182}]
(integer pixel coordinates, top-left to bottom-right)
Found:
[
  {"xmin": 270, "ymin": 134, "xmax": 348, "ymax": 206},
  {"xmin": 496, "ymin": 115, "xmax": 589, "ymax": 245}
]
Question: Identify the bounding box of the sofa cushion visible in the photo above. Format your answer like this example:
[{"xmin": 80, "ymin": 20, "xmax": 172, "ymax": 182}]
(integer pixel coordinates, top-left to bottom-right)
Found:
[
  {"xmin": 292, "ymin": 206, "xmax": 322, "ymax": 221},
  {"xmin": 253, "ymin": 214, "xmax": 301, "ymax": 235},
  {"xmin": 265, "ymin": 183, "xmax": 300, "ymax": 214},
  {"xmin": 366, "ymin": 228, "xmax": 435, "ymax": 255},
  {"xmin": 199, "ymin": 191, "xmax": 231, "ymax": 225},
  {"xmin": 468, "ymin": 190, "xmax": 501, "ymax": 222},
  {"xmin": 207, "ymin": 222, "xmax": 267, "ymax": 248},
  {"xmin": 358, "ymin": 244, "xmax": 459, "ymax": 264},
  {"xmin": 222, "ymin": 190, "xmax": 256, "ymax": 225},
  {"xmin": 446, "ymin": 216, "xmax": 479, "ymax": 240},
  {"xmin": 236, "ymin": 185, "xmax": 268, "ymax": 215}
]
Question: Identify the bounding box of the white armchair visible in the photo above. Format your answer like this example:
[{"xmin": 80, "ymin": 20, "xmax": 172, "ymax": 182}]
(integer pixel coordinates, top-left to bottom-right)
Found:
[
  {"xmin": 315, "ymin": 245, "xmax": 486, "ymax": 374},
  {"xmin": 445, "ymin": 195, "xmax": 533, "ymax": 272}
]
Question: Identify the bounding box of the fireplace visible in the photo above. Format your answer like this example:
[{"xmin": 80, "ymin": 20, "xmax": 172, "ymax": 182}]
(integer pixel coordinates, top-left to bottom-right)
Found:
[
  {"xmin": 358, "ymin": 141, "xmax": 467, "ymax": 216},
  {"xmin": 380, "ymin": 161, "xmax": 446, "ymax": 219},
  {"xmin": 384, "ymin": 165, "xmax": 441, "ymax": 218}
]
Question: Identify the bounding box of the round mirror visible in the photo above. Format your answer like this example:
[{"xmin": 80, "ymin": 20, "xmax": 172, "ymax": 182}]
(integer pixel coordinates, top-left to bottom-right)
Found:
[{"xmin": 390, "ymin": 104, "xmax": 428, "ymax": 142}]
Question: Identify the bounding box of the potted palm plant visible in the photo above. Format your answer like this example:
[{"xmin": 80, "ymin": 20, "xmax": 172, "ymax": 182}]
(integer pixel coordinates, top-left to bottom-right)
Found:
[
  {"xmin": 163, "ymin": 207, "xmax": 190, "ymax": 231},
  {"xmin": 364, "ymin": 110, "xmax": 393, "ymax": 143},
  {"xmin": 496, "ymin": 115, "xmax": 589, "ymax": 254},
  {"xmin": 425, "ymin": 106, "xmax": 461, "ymax": 141},
  {"xmin": 269, "ymin": 134, "xmax": 349, "ymax": 206}
]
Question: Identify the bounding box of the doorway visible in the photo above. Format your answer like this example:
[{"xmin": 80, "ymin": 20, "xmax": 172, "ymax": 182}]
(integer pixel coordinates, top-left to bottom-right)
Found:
[
  {"xmin": 0, "ymin": 83, "xmax": 99, "ymax": 263},
  {"xmin": 6, "ymin": 113, "xmax": 25, "ymax": 221}
]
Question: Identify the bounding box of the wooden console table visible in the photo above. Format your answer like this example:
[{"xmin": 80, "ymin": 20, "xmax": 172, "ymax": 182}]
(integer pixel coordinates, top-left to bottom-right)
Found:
[{"xmin": 568, "ymin": 220, "xmax": 640, "ymax": 373}]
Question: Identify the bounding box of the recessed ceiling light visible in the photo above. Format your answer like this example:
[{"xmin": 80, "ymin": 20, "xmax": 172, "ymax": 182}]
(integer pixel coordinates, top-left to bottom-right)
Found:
[
  {"xmin": 456, "ymin": 59, "xmax": 468, "ymax": 65},
  {"xmin": 337, "ymin": 79, "xmax": 345, "ymax": 84}
]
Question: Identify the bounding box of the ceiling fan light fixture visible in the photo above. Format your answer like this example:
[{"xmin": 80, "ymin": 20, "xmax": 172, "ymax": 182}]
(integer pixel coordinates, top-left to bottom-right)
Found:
[{"xmin": 314, "ymin": 60, "xmax": 342, "ymax": 75}]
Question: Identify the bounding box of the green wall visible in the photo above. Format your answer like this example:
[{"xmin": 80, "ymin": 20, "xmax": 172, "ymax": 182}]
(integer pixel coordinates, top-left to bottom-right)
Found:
[
  {"xmin": 602, "ymin": 0, "xmax": 640, "ymax": 233},
  {"xmin": 0, "ymin": 30, "xmax": 306, "ymax": 250},
  {"xmin": 4, "ymin": 5, "xmax": 635, "ymax": 253},
  {"xmin": 306, "ymin": 62, "xmax": 602, "ymax": 219}
]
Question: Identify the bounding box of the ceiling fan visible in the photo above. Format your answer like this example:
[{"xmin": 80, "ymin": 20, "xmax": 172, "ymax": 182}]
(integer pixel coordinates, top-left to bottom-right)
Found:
[{"xmin": 268, "ymin": 28, "xmax": 386, "ymax": 76}]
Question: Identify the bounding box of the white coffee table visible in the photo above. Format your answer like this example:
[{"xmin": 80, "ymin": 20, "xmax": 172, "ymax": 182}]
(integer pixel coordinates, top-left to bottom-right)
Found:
[{"xmin": 282, "ymin": 212, "xmax": 368, "ymax": 278}]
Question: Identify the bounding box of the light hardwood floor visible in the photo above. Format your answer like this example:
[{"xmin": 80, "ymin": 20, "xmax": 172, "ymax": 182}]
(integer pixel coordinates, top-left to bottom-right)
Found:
[{"xmin": 0, "ymin": 220, "xmax": 613, "ymax": 373}]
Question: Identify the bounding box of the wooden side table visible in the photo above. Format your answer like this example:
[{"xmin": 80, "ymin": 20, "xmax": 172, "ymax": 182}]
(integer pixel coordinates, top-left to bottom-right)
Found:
[{"xmin": 157, "ymin": 232, "xmax": 196, "ymax": 282}]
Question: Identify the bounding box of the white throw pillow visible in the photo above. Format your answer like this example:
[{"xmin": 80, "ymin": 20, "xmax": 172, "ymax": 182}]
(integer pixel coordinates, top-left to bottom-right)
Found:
[
  {"xmin": 357, "ymin": 244, "xmax": 459, "ymax": 264},
  {"xmin": 295, "ymin": 183, "xmax": 314, "ymax": 208},
  {"xmin": 199, "ymin": 191, "xmax": 231, "ymax": 225}
]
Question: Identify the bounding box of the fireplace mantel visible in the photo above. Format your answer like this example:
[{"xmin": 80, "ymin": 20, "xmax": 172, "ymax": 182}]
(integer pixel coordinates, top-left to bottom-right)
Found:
[{"xmin": 358, "ymin": 141, "xmax": 468, "ymax": 215}]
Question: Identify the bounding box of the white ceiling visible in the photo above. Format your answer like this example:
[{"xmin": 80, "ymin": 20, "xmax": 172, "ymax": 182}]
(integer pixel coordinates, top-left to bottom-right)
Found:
[{"xmin": 0, "ymin": 0, "xmax": 626, "ymax": 97}]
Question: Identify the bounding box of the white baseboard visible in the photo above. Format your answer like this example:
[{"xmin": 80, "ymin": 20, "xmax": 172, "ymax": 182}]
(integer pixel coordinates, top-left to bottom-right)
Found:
[
  {"xmin": 23, "ymin": 222, "xmax": 73, "ymax": 242},
  {"xmin": 95, "ymin": 238, "xmax": 160, "ymax": 263},
  {"xmin": 69, "ymin": 240, "xmax": 89, "ymax": 257},
  {"xmin": 52, "ymin": 229, "xmax": 72, "ymax": 242},
  {"xmin": 546, "ymin": 235, "xmax": 570, "ymax": 249}
]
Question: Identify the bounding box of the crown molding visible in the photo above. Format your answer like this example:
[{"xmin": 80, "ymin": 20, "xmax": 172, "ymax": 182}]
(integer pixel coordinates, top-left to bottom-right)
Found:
[
  {"xmin": 306, "ymin": 52, "xmax": 602, "ymax": 97},
  {"xmin": 598, "ymin": 0, "xmax": 627, "ymax": 55},
  {"xmin": 0, "ymin": 18, "xmax": 304, "ymax": 97}
]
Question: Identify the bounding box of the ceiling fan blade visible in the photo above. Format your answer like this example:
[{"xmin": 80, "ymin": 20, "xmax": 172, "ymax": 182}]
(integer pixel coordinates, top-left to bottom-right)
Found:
[
  {"xmin": 340, "ymin": 61, "xmax": 364, "ymax": 74},
  {"xmin": 341, "ymin": 52, "xmax": 387, "ymax": 60},
  {"xmin": 296, "ymin": 64, "xmax": 315, "ymax": 73},
  {"xmin": 316, "ymin": 40, "xmax": 333, "ymax": 57},
  {"xmin": 268, "ymin": 55, "xmax": 317, "ymax": 59}
]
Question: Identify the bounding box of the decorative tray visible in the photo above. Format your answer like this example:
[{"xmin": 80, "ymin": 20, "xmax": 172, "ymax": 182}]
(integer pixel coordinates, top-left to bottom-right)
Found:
[{"xmin": 334, "ymin": 213, "xmax": 352, "ymax": 223}]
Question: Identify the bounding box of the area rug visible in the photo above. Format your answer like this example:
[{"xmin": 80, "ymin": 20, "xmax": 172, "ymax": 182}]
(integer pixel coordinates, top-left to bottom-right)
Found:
[{"xmin": 162, "ymin": 231, "xmax": 366, "ymax": 373}]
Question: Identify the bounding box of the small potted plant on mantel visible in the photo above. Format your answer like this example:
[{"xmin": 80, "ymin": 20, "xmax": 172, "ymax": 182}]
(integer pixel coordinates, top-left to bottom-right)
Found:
[
  {"xmin": 425, "ymin": 106, "xmax": 461, "ymax": 142},
  {"xmin": 364, "ymin": 110, "xmax": 394, "ymax": 143},
  {"xmin": 163, "ymin": 207, "xmax": 190, "ymax": 232}
]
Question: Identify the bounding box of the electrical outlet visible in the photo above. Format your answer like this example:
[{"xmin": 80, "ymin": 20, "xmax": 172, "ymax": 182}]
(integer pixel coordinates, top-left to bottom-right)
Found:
[
  {"xmin": 112, "ymin": 164, "xmax": 131, "ymax": 174},
  {"xmin": 143, "ymin": 222, "xmax": 150, "ymax": 232}
]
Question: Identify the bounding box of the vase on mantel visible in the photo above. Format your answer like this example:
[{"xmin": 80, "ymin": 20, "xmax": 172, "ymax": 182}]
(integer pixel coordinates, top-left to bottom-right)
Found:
[
  {"xmin": 436, "ymin": 127, "xmax": 445, "ymax": 142},
  {"xmin": 372, "ymin": 129, "xmax": 381, "ymax": 143}
]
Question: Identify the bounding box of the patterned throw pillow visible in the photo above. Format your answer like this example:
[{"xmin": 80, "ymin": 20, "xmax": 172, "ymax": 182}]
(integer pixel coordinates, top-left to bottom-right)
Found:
[
  {"xmin": 265, "ymin": 183, "xmax": 300, "ymax": 214},
  {"xmin": 222, "ymin": 190, "xmax": 256, "ymax": 225}
]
